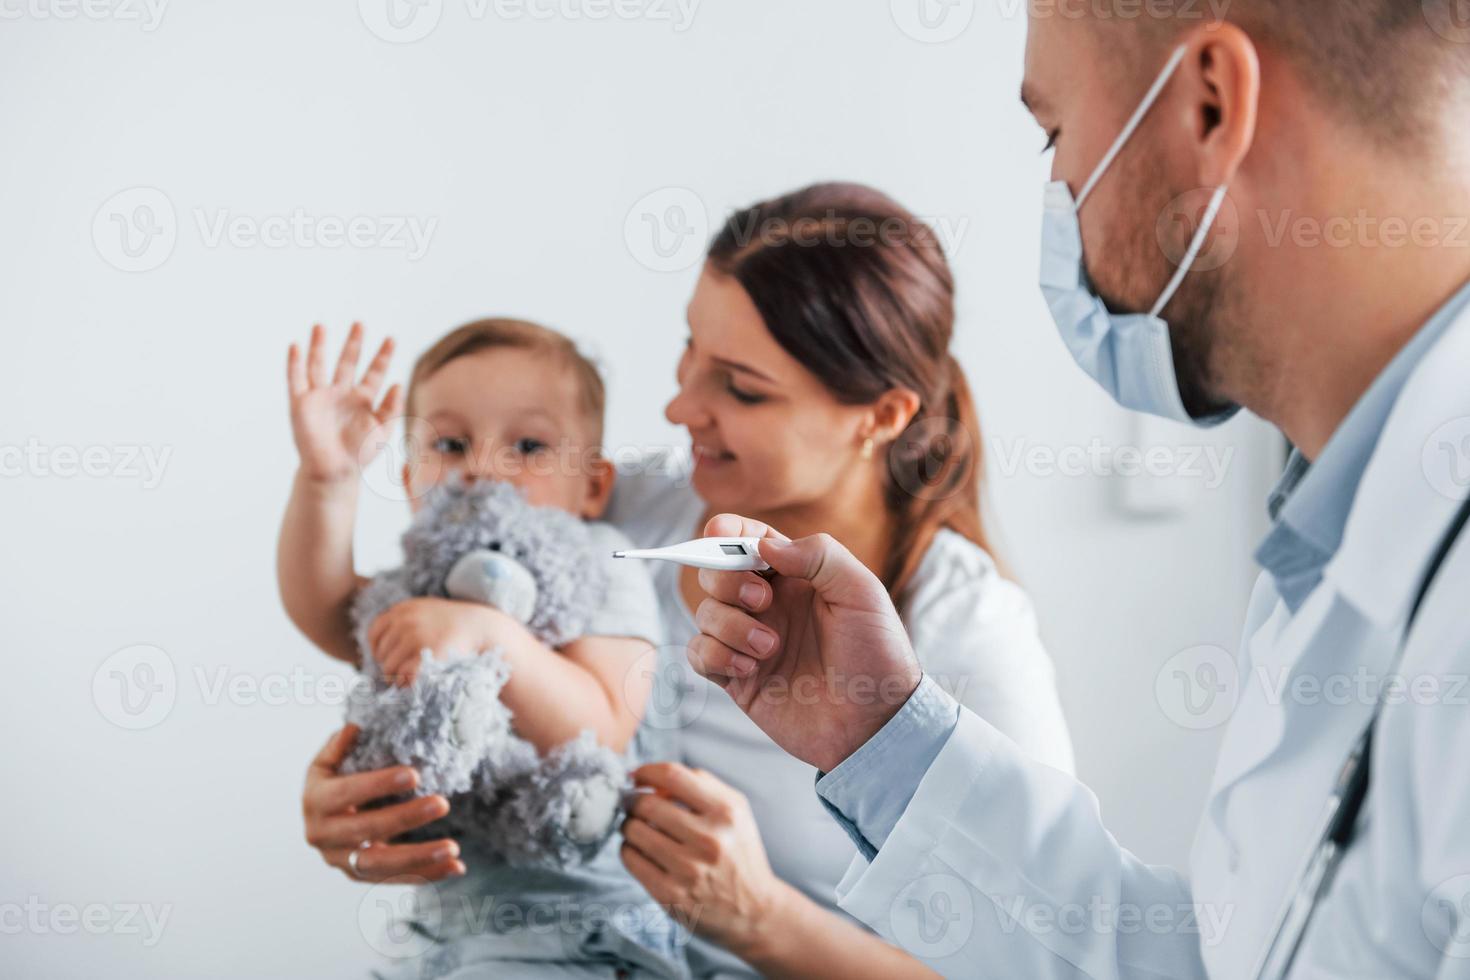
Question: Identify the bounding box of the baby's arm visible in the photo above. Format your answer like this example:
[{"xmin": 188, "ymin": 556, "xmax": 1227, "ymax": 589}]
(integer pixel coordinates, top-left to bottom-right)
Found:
[
  {"xmin": 276, "ymin": 324, "xmax": 402, "ymax": 664},
  {"xmin": 495, "ymin": 624, "xmax": 652, "ymax": 753},
  {"xmin": 365, "ymin": 599, "xmax": 651, "ymax": 752}
]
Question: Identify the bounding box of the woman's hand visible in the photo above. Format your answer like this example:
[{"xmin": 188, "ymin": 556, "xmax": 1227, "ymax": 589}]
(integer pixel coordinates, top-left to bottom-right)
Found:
[
  {"xmin": 687, "ymin": 515, "xmax": 923, "ymax": 773},
  {"xmin": 287, "ymin": 322, "xmax": 402, "ymax": 485},
  {"xmin": 620, "ymin": 763, "xmax": 793, "ymax": 960},
  {"xmin": 303, "ymin": 725, "xmax": 466, "ymax": 883},
  {"xmin": 366, "ymin": 597, "xmax": 508, "ymax": 686}
]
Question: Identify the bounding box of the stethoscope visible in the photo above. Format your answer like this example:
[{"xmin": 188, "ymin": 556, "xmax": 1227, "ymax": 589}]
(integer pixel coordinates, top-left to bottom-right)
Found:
[
  {"xmin": 1252, "ymin": 493, "xmax": 1470, "ymax": 979},
  {"xmin": 614, "ymin": 511, "xmax": 1470, "ymax": 980}
]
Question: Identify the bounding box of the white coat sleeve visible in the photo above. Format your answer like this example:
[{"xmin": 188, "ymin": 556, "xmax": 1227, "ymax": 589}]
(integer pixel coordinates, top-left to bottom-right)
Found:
[{"xmin": 822, "ymin": 683, "xmax": 1207, "ymax": 979}]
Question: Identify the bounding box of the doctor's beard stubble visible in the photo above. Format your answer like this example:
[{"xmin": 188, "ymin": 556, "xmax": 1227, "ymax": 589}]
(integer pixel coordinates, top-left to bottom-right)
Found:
[{"xmin": 1088, "ymin": 152, "xmax": 1241, "ymax": 421}]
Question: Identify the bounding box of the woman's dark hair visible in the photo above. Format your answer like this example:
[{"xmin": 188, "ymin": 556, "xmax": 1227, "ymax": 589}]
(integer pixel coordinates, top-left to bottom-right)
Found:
[{"xmin": 706, "ymin": 182, "xmax": 992, "ymax": 604}]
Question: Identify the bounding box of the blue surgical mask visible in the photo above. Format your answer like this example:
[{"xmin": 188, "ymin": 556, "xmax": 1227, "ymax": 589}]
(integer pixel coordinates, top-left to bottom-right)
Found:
[{"xmin": 1040, "ymin": 45, "xmax": 1239, "ymax": 427}]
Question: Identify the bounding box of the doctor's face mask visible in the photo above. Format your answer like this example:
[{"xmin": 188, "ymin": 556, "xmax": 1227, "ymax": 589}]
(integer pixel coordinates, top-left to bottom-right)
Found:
[{"xmin": 1040, "ymin": 44, "xmax": 1240, "ymax": 428}]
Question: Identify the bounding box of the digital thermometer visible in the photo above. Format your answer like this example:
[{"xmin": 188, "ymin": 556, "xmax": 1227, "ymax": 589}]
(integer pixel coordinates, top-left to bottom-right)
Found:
[{"xmin": 612, "ymin": 537, "xmax": 771, "ymax": 572}]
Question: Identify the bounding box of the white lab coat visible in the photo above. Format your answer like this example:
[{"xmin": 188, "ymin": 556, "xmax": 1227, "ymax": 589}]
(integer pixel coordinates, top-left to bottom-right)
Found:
[{"xmin": 832, "ymin": 306, "xmax": 1470, "ymax": 979}]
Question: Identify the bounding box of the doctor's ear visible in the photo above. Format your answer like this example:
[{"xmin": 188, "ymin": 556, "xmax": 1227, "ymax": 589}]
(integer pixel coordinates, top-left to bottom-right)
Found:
[{"xmin": 1183, "ymin": 24, "xmax": 1260, "ymax": 189}]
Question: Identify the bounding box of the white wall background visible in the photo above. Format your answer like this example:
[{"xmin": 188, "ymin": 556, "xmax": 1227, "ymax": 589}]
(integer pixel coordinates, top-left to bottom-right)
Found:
[{"xmin": 0, "ymin": 1, "xmax": 1282, "ymax": 976}]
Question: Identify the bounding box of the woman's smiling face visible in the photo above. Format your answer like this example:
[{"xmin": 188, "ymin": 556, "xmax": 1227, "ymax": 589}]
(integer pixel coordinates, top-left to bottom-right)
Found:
[{"xmin": 664, "ymin": 265, "xmax": 869, "ymax": 514}]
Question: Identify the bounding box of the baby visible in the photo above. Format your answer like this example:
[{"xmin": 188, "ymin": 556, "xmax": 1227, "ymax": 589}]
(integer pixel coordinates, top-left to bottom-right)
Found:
[{"xmin": 277, "ymin": 319, "xmax": 685, "ymax": 978}]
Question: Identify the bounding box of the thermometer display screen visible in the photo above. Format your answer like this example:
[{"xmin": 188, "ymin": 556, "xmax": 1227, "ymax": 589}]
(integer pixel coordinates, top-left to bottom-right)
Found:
[{"xmin": 719, "ymin": 544, "xmax": 748, "ymax": 556}]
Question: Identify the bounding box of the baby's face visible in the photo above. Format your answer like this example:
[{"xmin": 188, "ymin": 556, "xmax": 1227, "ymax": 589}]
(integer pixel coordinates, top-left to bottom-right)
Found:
[{"xmin": 403, "ymin": 347, "xmax": 612, "ymax": 519}]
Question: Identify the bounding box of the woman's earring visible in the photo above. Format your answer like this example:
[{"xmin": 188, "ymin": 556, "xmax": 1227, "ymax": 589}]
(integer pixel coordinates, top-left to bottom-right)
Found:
[{"xmin": 861, "ymin": 437, "xmax": 876, "ymax": 461}]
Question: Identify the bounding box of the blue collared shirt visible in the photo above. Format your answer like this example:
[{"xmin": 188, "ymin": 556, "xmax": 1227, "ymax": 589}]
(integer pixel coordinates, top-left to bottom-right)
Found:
[
  {"xmin": 818, "ymin": 278, "xmax": 1470, "ymax": 858},
  {"xmin": 1256, "ymin": 278, "xmax": 1470, "ymax": 611}
]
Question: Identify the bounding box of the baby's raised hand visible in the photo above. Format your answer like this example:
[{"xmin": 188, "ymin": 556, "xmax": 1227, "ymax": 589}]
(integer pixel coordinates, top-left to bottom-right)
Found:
[
  {"xmin": 287, "ymin": 323, "xmax": 402, "ymax": 485},
  {"xmin": 366, "ymin": 597, "xmax": 506, "ymax": 686}
]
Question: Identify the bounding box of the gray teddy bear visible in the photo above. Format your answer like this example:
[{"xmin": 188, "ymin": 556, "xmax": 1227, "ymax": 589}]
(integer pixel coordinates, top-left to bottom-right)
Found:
[{"xmin": 341, "ymin": 479, "xmax": 630, "ymax": 867}]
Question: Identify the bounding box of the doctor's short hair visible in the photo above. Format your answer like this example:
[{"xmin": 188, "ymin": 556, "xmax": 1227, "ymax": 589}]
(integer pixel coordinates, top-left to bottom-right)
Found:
[
  {"xmin": 1108, "ymin": 0, "xmax": 1470, "ymax": 145},
  {"xmin": 404, "ymin": 318, "xmax": 606, "ymax": 446}
]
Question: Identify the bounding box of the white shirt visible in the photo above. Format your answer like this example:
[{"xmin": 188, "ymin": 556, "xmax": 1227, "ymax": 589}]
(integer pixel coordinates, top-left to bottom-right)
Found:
[
  {"xmin": 606, "ymin": 453, "xmax": 1076, "ymax": 977},
  {"xmin": 819, "ymin": 295, "xmax": 1470, "ymax": 978}
]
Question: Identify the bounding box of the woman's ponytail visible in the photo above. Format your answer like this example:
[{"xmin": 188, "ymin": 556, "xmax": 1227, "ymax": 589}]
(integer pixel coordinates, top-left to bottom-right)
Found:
[{"xmin": 883, "ymin": 354, "xmax": 988, "ymax": 602}]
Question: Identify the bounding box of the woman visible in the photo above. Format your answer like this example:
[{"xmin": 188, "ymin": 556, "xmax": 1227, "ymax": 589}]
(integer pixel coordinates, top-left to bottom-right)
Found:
[{"xmin": 301, "ymin": 183, "xmax": 1074, "ymax": 977}]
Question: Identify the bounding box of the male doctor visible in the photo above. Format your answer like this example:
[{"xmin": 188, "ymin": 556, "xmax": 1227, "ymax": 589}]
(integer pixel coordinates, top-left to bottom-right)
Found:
[{"xmin": 685, "ymin": 2, "xmax": 1470, "ymax": 976}]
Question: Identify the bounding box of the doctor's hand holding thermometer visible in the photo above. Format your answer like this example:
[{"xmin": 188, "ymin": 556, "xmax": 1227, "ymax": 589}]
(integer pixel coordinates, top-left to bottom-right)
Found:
[{"xmin": 664, "ymin": 514, "xmax": 920, "ymax": 775}]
